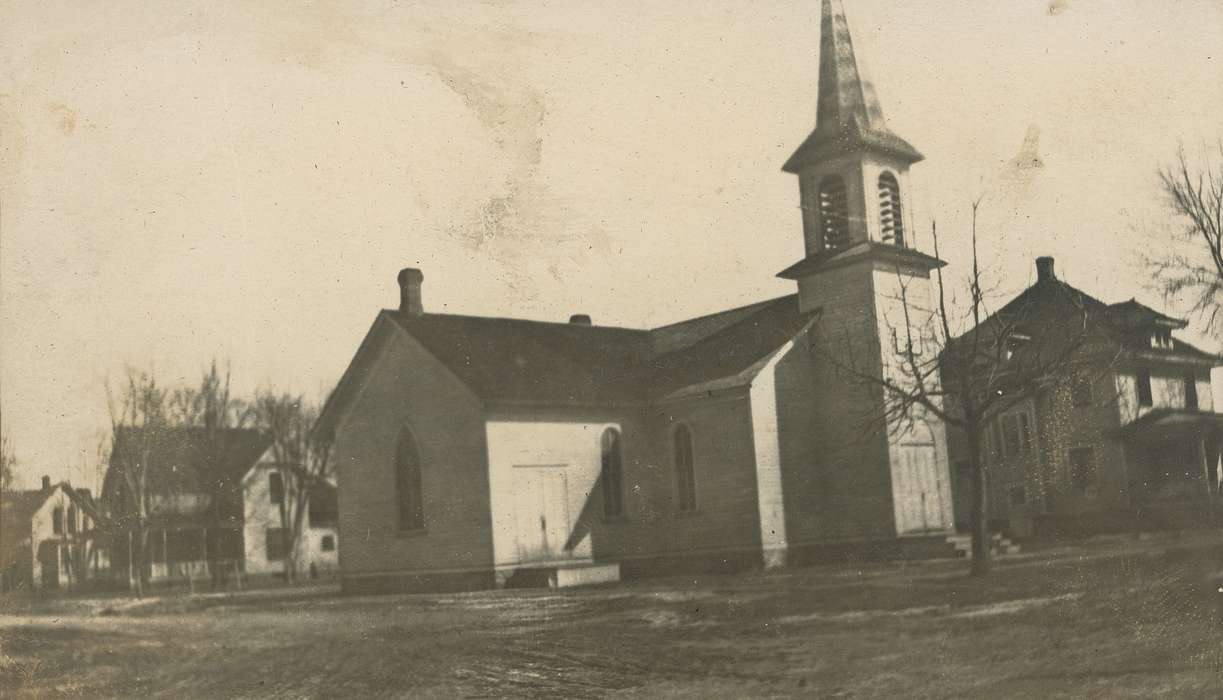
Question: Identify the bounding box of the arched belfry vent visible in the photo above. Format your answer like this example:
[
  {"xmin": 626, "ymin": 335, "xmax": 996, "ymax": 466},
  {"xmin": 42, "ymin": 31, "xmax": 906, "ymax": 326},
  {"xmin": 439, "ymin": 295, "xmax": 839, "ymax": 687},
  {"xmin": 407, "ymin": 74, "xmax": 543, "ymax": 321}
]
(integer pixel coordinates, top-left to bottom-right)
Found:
[
  {"xmin": 818, "ymin": 175, "xmax": 850, "ymax": 251},
  {"xmin": 878, "ymin": 172, "xmax": 904, "ymax": 247}
]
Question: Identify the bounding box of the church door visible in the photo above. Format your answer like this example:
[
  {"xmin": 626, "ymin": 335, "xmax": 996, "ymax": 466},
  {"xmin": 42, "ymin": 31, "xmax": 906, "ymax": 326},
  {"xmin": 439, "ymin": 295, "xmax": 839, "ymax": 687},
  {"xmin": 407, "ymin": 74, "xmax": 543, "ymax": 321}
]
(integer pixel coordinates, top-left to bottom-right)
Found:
[
  {"xmin": 511, "ymin": 466, "xmax": 572, "ymax": 563},
  {"xmin": 895, "ymin": 444, "xmax": 949, "ymax": 534}
]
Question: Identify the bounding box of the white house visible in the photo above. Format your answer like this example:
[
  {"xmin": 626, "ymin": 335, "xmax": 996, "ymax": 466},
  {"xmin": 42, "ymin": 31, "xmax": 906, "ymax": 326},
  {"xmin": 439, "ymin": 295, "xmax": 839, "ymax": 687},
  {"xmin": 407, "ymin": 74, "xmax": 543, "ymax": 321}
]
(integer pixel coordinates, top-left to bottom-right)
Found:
[
  {"xmin": 242, "ymin": 446, "xmax": 339, "ymax": 580},
  {"xmin": 1, "ymin": 476, "xmax": 105, "ymax": 592}
]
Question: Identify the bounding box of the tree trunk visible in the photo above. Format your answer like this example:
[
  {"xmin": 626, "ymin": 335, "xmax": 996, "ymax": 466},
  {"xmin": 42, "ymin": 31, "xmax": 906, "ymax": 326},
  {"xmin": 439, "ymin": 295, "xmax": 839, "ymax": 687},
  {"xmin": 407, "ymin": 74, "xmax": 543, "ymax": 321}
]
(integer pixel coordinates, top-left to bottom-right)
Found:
[{"xmin": 968, "ymin": 428, "xmax": 992, "ymax": 575}]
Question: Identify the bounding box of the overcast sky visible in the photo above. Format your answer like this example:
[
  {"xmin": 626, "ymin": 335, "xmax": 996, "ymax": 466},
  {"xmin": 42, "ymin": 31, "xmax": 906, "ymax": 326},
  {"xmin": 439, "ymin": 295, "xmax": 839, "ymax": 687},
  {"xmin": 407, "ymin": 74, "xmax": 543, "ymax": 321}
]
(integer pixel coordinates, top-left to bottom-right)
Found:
[{"xmin": 3, "ymin": 0, "xmax": 1221, "ymax": 490}]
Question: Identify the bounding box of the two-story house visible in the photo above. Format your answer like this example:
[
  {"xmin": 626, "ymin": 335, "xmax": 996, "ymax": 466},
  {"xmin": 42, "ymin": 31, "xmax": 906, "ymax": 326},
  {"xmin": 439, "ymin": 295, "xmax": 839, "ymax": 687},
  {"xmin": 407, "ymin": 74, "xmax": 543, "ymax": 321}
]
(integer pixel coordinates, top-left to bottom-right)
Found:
[
  {"xmin": 948, "ymin": 257, "xmax": 1221, "ymax": 537},
  {"xmin": 242, "ymin": 445, "xmax": 339, "ymax": 581},
  {"xmin": 0, "ymin": 476, "xmax": 104, "ymax": 592},
  {"xmin": 103, "ymin": 427, "xmax": 270, "ymax": 588}
]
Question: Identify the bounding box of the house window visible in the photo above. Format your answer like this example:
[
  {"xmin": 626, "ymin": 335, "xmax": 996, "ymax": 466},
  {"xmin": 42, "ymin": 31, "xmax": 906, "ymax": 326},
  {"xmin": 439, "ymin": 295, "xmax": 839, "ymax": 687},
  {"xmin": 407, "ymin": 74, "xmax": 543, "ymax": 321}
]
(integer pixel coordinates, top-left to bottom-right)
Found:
[
  {"xmin": 52, "ymin": 507, "xmax": 64, "ymax": 535},
  {"xmin": 67, "ymin": 506, "xmax": 77, "ymax": 534},
  {"xmin": 265, "ymin": 528, "xmax": 287, "ymax": 561},
  {"xmin": 989, "ymin": 420, "xmax": 1004, "ymax": 462},
  {"xmin": 1184, "ymin": 372, "xmax": 1198, "ymax": 410},
  {"xmin": 269, "ymin": 472, "xmax": 284, "ymax": 506},
  {"xmin": 1001, "ymin": 411, "xmax": 1032, "ymax": 457},
  {"xmin": 1136, "ymin": 369, "xmax": 1153, "ymax": 407},
  {"xmin": 878, "ymin": 172, "xmax": 904, "ymax": 246},
  {"xmin": 1069, "ymin": 447, "xmax": 1096, "ymax": 497},
  {"xmin": 1151, "ymin": 329, "xmax": 1172, "ymax": 349},
  {"xmin": 817, "ymin": 175, "xmax": 850, "ymax": 252},
  {"xmin": 600, "ymin": 428, "xmax": 624, "ymax": 519},
  {"xmin": 1071, "ymin": 376, "xmax": 1092, "ymax": 408},
  {"xmin": 320, "ymin": 535, "xmax": 336, "ymax": 552},
  {"xmin": 674, "ymin": 424, "xmax": 697, "ymax": 512},
  {"xmin": 394, "ymin": 427, "xmax": 425, "ymax": 531}
]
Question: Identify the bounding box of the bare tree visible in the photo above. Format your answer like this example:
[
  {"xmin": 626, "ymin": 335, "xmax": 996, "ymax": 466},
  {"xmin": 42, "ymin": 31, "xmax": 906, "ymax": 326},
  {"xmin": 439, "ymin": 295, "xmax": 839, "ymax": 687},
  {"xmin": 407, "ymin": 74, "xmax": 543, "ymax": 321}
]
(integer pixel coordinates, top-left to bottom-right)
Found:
[
  {"xmin": 251, "ymin": 390, "xmax": 332, "ymax": 583},
  {"xmin": 814, "ymin": 203, "xmax": 1098, "ymax": 575},
  {"xmin": 1, "ymin": 404, "xmax": 16, "ymax": 492},
  {"xmin": 106, "ymin": 366, "xmax": 171, "ymax": 597},
  {"xmin": 173, "ymin": 359, "xmax": 250, "ymax": 587},
  {"xmin": 1149, "ymin": 143, "xmax": 1223, "ymax": 333}
]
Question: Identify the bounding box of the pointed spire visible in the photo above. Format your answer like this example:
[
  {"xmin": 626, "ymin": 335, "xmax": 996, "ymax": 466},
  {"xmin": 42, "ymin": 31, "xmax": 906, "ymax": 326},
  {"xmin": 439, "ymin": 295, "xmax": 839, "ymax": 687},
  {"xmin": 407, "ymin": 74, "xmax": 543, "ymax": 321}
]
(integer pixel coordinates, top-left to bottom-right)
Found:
[
  {"xmin": 816, "ymin": 0, "xmax": 886, "ymax": 134},
  {"xmin": 784, "ymin": 0, "xmax": 922, "ymax": 173}
]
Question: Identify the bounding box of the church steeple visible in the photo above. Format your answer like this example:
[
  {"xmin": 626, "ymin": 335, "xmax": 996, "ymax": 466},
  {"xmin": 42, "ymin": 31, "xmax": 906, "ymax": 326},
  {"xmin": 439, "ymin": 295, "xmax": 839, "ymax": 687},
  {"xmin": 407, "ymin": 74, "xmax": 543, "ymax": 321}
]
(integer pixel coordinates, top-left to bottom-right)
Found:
[
  {"xmin": 781, "ymin": 0, "xmax": 931, "ymax": 267},
  {"xmin": 784, "ymin": 0, "xmax": 922, "ymax": 174}
]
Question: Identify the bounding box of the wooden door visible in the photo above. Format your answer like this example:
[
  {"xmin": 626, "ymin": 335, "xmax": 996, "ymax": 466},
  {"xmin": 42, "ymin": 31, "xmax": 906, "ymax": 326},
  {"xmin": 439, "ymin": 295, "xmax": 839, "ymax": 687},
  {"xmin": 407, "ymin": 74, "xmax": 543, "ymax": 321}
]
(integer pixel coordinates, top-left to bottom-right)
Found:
[
  {"xmin": 895, "ymin": 444, "xmax": 948, "ymax": 534},
  {"xmin": 512, "ymin": 467, "xmax": 571, "ymax": 563}
]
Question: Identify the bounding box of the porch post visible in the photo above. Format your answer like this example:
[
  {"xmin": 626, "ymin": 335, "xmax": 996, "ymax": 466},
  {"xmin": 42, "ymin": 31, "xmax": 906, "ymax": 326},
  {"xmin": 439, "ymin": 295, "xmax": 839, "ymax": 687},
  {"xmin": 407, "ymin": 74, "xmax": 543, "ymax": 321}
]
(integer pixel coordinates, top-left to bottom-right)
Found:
[{"xmin": 1198, "ymin": 437, "xmax": 1215, "ymax": 515}]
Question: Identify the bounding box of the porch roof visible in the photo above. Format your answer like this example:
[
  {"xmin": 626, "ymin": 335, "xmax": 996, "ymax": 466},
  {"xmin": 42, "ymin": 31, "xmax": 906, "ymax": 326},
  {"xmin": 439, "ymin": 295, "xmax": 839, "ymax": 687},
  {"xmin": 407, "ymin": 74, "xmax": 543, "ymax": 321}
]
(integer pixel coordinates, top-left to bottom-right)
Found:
[{"xmin": 1118, "ymin": 408, "xmax": 1223, "ymax": 444}]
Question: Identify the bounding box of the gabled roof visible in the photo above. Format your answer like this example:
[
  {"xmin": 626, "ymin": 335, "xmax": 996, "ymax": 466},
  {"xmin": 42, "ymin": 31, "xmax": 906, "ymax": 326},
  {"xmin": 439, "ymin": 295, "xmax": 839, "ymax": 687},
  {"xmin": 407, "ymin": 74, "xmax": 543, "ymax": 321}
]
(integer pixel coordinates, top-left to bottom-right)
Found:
[
  {"xmin": 321, "ymin": 294, "xmax": 816, "ymax": 424},
  {"xmin": 783, "ymin": 0, "xmax": 922, "ymax": 172},
  {"xmin": 388, "ymin": 312, "xmax": 652, "ymax": 406},
  {"xmin": 960, "ymin": 272, "xmax": 1219, "ymax": 366},
  {"xmin": 1106, "ymin": 299, "xmax": 1188, "ymax": 329},
  {"xmin": 104, "ymin": 427, "xmax": 271, "ymax": 508}
]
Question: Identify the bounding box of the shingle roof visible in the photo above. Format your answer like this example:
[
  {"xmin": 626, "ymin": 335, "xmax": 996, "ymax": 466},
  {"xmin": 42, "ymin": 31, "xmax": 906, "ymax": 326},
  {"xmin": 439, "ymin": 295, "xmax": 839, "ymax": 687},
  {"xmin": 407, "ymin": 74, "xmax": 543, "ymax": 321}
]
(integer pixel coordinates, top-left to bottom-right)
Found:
[
  {"xmin": 380, "ymin": 294, "xmax": 815, "ymax": 408},
  {"xmin": 104, "ymin": 427, "xmax": 271, "ymax": 519},
  {"xmin": 963, "ymin": 275, "xmax": 1219, "ymax": 366},
  {"xmin": 1106, "ymin": 299, "xmax": 1188, "ymax": 329}
]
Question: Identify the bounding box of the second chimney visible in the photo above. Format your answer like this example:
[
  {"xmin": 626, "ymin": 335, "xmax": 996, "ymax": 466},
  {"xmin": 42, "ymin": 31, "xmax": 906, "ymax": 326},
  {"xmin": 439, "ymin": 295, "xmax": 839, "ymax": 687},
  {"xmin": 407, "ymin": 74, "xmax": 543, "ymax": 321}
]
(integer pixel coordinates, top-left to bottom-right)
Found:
[
  {"xmin": 42, "ymin": 475, "xmax": 52, "ymax": 492},
  {"xmin": 568, "ymin": 314, "xmax": 592, "ymax": 325},
  {"xmin": 1036, "ymin": 256, "xmax": 1056, "ymax": 282},
  {"xmin": 398, "ymin": 268, "xmax": 424, "ymax": 315}
]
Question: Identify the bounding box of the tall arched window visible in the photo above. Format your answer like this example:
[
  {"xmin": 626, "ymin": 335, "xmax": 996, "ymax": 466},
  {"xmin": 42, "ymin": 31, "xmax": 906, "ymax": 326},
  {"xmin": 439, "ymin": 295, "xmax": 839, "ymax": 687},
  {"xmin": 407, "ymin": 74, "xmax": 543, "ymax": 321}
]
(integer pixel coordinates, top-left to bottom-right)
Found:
[
  {"xmin": 818, "ymin": 175, "xmax": 850, "ymax": 252},
  {"xmin": 673, "ymin": 424, "xmax": 697, "ymax": 512},
  {"xmin": 878, "ymin": 172, "xmax": 904, "ymax": 247},
  {"xmin": 600, "ymin": 428, "xmax": 624, "ymax": 519},
  {"xmin": 394, "ymin": 427, "xmax": 425, "ymax": 530}
]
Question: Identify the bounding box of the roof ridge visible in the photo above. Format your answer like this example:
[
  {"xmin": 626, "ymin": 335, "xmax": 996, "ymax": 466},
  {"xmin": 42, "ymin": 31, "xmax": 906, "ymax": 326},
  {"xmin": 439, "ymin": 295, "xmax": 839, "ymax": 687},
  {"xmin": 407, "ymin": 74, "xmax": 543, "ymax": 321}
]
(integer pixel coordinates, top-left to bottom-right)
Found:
[
  {"xmin": 647, "ymin": 294, "xmax": 795, "ymax": 333},
  {"xmin": 384, "ymin": 309, "xmax": 649, "ymax": 334}
]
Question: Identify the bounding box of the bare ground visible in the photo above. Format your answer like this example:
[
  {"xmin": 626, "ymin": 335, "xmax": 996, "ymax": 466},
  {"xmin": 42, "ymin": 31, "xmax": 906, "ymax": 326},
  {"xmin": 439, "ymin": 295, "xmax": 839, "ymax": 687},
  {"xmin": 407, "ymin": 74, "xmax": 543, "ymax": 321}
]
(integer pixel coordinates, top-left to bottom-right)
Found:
[{"xmin": 2, "ymin": 532, "xmax": 1220, "ymax": 699}]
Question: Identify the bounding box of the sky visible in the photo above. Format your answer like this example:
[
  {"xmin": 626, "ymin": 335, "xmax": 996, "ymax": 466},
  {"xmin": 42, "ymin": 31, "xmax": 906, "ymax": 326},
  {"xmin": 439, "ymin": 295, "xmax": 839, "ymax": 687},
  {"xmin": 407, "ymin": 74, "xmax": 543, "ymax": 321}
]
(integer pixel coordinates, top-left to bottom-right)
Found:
[{"xmin": 2, "ymin": 0, "xmax": 1221, "ymax": 491}]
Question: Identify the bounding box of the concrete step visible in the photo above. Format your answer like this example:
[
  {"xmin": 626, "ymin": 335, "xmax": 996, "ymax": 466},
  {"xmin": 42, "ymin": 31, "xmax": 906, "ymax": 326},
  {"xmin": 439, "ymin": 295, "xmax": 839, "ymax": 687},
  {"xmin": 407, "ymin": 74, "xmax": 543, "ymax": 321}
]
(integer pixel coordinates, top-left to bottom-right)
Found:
[
  {"xmin": 504, "ymin": 562, "xmax": 621, "ymax": 589},
  {"xmin": 946, "ymin": 533, "xmax": 1021, "ymax": 558},
  {"xmin": 553, "ymin": 563, "xmax": 620, "ymax": 589}
]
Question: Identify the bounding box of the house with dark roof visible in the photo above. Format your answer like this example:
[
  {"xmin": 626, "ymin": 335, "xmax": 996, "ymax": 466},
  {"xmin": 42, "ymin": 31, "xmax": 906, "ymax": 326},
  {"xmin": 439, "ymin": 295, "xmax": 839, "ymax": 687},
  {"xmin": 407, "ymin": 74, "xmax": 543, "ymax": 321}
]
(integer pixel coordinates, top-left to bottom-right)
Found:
[
  {"xmin": 103, "ymin": 426, "xmax": 271, "ymax": 587},
  {"xmin": 945, "ymin": 257, "xmax": 1222, "ymax": 537},
  {"xmin": 1, "ymin": 476, "xmax": 104, "ymax": 592},
  {"xmin": 317, "ymin": 0, "xmax": 961, "ymax": 593}
]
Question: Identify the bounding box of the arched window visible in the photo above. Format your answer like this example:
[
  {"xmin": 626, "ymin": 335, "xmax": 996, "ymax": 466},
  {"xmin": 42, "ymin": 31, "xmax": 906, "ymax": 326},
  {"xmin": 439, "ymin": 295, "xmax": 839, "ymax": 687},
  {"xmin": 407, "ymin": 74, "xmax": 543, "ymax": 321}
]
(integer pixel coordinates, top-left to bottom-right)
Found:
[
  {"xmin": 818, "ymin": 175, "xmax": 850, "ymax": 252},
  {"xmin": 600, "ymin": 428, "xmax": 624, "ymax": 519},
  {"xmin": 673, "ymin": 424, "xmax": 697, "ymax": 512},
  {"xmin": 394, "ymin": 427, "xmax": 425, "ymax": 530},
  {"xmin": 878, "ymin": 172, "xmax": 904, "ymax": 247}
]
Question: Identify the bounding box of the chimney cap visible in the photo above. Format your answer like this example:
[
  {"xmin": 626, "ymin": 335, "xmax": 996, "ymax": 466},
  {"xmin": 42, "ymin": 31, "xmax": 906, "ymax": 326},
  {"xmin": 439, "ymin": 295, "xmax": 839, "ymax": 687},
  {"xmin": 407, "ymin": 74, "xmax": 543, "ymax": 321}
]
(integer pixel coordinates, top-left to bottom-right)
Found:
[
  {"xmin": 1035, "ymin": 256, "xmax": 1056, "ymax": 282},
  {"xmin": 397, "ymin": 267, "xmax": 423, "ymax": 284},
  {"xmin": 568, "ymin": 314, "xmax": 592, "ymax": 325}
]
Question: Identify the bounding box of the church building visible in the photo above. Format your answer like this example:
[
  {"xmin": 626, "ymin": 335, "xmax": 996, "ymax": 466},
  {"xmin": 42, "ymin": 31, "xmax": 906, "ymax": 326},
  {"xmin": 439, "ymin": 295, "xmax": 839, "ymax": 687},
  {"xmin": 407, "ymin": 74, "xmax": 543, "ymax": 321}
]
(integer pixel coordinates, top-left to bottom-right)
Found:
[{"xmin": 317, "ymin": 0, "xmax": 957, "ymax": 594}]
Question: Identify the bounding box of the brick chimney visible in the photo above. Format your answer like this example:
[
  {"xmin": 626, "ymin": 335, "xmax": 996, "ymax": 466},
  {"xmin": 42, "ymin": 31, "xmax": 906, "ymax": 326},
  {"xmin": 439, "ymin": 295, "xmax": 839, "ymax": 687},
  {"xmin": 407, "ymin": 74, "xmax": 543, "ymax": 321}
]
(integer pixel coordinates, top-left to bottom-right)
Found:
[
  {"xmin": 568, "ymin": 314, "xmax": 592, "ymax": 325},
  {"xmin": 397, "ymin": 268, "xmax": 424, "ymax": 315},
  {"xmin": 1036, "ymin": 256, "xmax": 1056, "ymax": 283},
  {"xmin": 42, "ymin": 475, "xmax": 51, "ymax": 492}
]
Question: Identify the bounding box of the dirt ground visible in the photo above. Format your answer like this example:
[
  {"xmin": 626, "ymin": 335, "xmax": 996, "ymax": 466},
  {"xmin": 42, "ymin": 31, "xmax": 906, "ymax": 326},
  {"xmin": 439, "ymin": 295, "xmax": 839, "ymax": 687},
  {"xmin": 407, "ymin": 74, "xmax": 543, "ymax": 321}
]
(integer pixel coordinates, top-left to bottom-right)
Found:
[{"xmin": 2, "ymin": 532, "xmax": 1221, "ymax": 699}]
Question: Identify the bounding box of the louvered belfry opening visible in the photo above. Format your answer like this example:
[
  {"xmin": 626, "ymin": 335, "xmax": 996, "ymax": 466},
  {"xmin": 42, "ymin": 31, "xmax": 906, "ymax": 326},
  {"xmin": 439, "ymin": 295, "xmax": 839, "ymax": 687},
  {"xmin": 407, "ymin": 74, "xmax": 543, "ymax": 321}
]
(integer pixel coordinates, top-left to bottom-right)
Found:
[
  {"xmin": 818, "ymin": 175, "xmax": 850, "ymax": 252},
  {"xmin": 878, "ymin": 172, "xmax": 904, "ymax": 247}
]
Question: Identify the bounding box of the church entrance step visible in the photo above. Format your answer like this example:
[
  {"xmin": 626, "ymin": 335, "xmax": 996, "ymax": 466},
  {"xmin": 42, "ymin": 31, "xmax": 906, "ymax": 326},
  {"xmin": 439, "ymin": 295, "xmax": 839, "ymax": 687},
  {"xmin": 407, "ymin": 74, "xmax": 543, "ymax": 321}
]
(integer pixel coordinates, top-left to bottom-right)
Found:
[
  {"xmin": 946, "ymin": 533, "xmax": 1022, "ymax": 558},
  {"xmin": 503, "ymin": 562, "xmax": 621, "ymax": 589}
]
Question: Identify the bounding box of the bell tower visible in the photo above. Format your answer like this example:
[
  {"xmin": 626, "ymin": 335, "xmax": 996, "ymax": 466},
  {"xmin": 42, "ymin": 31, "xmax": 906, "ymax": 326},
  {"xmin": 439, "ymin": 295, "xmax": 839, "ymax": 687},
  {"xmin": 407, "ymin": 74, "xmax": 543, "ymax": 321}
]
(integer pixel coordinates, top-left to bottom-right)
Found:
[{"xmin": 778, "ymin": 0, "xmax": 955, "ymax": 540}]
